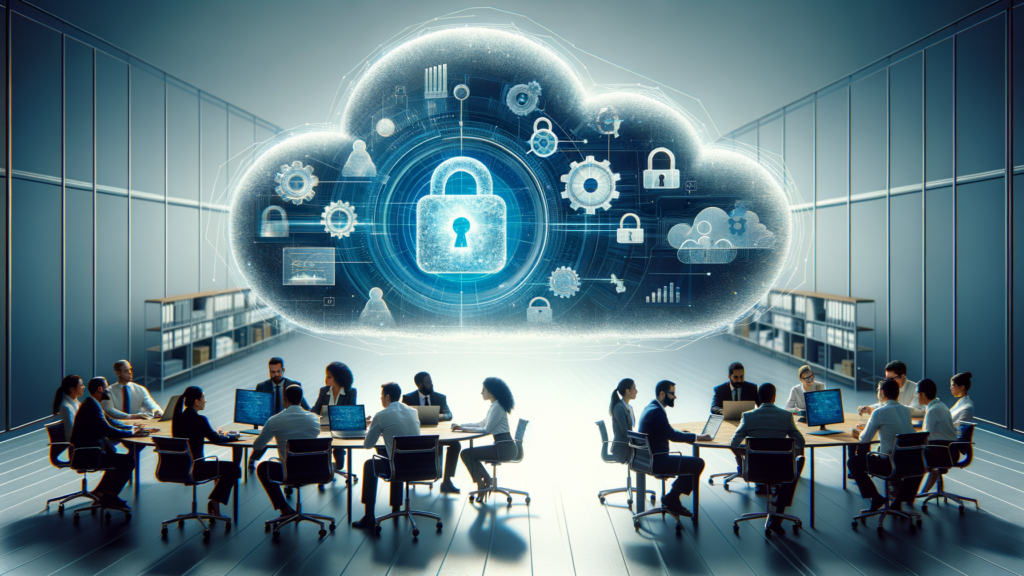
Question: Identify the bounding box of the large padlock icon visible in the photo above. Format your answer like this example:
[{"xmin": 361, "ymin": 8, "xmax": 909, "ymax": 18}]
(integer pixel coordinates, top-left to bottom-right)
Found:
[
  {"xmin": 527, "ymin": 297, "xmax": 553, "ymax": 323},
  {"xmin": 643, "ymin": 147, "xmax": 680, "ymax": 189},
  {"xmin": 416, "ymin": 157, "xmax": 507, "ymax": 274},
  {"xmin": 260, "ymin": 206, "xmax": 289, "ymax": 237},
  {"xmin": 616, "ymin": 213, "xmax": 644, "ymax": 244},
  {"xmin": 529, "ymin": 117, "xmax": 558, "ymax": 158}
]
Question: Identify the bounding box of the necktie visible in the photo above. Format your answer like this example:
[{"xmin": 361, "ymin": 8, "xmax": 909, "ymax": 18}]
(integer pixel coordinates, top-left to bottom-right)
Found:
[
  {"xmin": 425, "ymin": 395, "xmax": 430, "ymax": 407},
  {"xmin": 123, "ymin": 387, "xmax": 131, "ymax": 414},
  {"xmin": 275, "ymin": 385, "xmax": 282, "ymax": 413}
]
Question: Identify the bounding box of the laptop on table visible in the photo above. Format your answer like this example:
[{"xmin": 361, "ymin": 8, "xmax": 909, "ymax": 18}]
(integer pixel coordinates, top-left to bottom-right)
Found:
[
  {"xmin": 722, "ymin": 400, "xmax": 756, "ymax": 421},
  {"xmin": 328, "ymin": 405, "xmax": 367, "ymax": 439},
  {"xmin": 701, "ymin": 414, "xmax": 725, "ymax": 440},
  {"xmin": 413, "ymin": 405, "xmax": 441, "ymax": 426},
  {"xmin": 158, "ymin": 395, "xmax": 181, "ymax": 422}
]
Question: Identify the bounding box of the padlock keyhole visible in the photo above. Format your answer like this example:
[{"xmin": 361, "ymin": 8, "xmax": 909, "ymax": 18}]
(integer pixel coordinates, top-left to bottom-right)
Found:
[
  {"xmin": 453, "ymin": 217, "xmax": 470, "ymax": 248},
  {"xmin": 658, "ymin": 174, "xmax": 665, "ymax": 187}
]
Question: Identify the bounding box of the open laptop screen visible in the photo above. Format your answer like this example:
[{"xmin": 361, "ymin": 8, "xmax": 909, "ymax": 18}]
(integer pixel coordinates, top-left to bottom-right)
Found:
[{"xmin": 328, "ymin": 405, "xmax": 366, "ymax": 432}]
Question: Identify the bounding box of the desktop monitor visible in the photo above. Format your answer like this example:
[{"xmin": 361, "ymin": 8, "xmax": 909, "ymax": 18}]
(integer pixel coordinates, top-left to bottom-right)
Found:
[
  {"xmin": 804, "ymin": 389, "xmax": 844, "ymax": 435},
  {"xmin": 234, "ymin": 389, "xmax": 274, "ymax": 429}
]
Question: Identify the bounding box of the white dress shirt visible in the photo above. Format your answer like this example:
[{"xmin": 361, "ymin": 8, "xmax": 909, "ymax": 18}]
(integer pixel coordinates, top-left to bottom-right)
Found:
[
  {"xmin": 102, "ymin": 381, "xmax": 162, "ymax": 419},
  {"xmin": 329, "ymin": 387, "xmax": 345, "ymax": 406},
  {"xmin": 922, "ymin": 398, "xmax": 957, "ymax": 442},
  {"xmin": 784, "ymin": 381, "xmax": 826, "ymax": 410},
  {"xmin": 460, "ymin": 401, "xmax": 510, "ymax": 436},
  {"xmin": 59, "ymin": 395, "xmax": 80, "ymax": 439},
  {"xmin": 364, "ymin": 401, "xmax": 420, "ymax": 457},
  {"xmin": 950, "ymin": 395, "xmax": 975, "ymax": 425},
  {"xmin": 252, "ymin": 405, "xmax": 321, "ymax": 463},
  {"xmin": 860, "ymin": 399, "xmax": 915, "ymax": 454},
  {"xmin": 871, "ymin": 379, "xmax": 925, "ymax": 416}
]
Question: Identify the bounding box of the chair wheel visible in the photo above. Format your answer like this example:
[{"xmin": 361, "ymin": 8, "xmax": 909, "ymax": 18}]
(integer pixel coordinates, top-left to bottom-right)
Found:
[
  {"xmin": 916, "ymin": 519, "xmax": 923, "ymax": 527},
  {"xmin": 225, "ymin": 522, "xmax": 231, "ymax": 530},
  {"xmin": 525, "ymin": 497, "xmax": 531, "ymax": 504},
  {"xmin": 374, "ymin": 524, "xmax": 382, "ymax": 534},
  {"xmin": 724, "ymin": 484, "xmax": 730, "ymax": 491},
  {"xmin": 733, "ymin": 524, "xmax": 740, "ymax": 533},
  {"xmin": 469, "ymin": 495, "xmax": 474, "ymax": 503},
  {"xmin": 650, "ymin": 494, "xmax": 656, "ymax": 503},
  {"xmin": 793, "ymin": 524, "xmax": 800, "ymax": 533},
  {"xmin": 105, "ymin": 513, "xmax": 112, "ymax": 523},
  {"xmin": 922, "ymin": 505, "xmax": 928, "ymax": 512},
  {"xmin": 507, "ymin": 497, "xmax": 513, "ymax": 504},
  {"xmin": 412, "ymin": 528, "xmax": 420, "ymax": 537},
  {"xmin": 624, "ymin": 498, "xmax": 631, "ymax": 505},
  {"xmin": 318, "ymin": 529, "xmax": 327, "ymax": 538},
  {"xmin": 209, "ymin": 518, "xmax": 215, "ymax": 525},
  {"xmin": 765, "ymin": 529, "xmax": 772, "ymax": 538},
  {"xmin": 179, "ymin": 520, "xmax": 185, "ymax": 528},
  {"xmin": 73, "ymin": 514, "xmax": 80, "ymax": 524},
  {"xmin": 329, "ymin": 523, "xmax": 336, "ymax": 531},
  {"xmin": 319, "ymin": 484, "xmax": 325, "ymax": 492},
  {"xmin": 57, "ymin": 505, "xmax": 64, "ymax": 514},
  {"xmin": 851, "ymin": 521, "xmax": 857, "ymax": 530},
  {"xmin": 676, "ymin": 523, "xmax": 682, "ymax": 533},
  {"xmin": 161, "ymin": 527, "xmax": 168, "ymax": 537},
  {"xmin": 909, "ymin": 524, "xmax": 916, "ymax": 533},
  {"xmin": 599, "ymin": 497, "xmax": 606, "ymax": 504},
  {"xmin": 272, "ymin": 531, "xmax": 280, "ymax": 540},
  {"xmin": 125, "ymin": 513, "xmax": 131, "ymax": 521},
  {"xmin": 284, "ymin": 487, "xmax": 293, "ymax": 496},
  {"xmin": 877, "ymin": 526, "xmax": 884, "ymax": 535},
  {"xmin": 633, "ymin": 521, "xmax": 641, "ymax": 531},
  {"xmin": 708, "ymin": 479, "xmax": 714, "ymax": 485},
  {"xmin": 958, "ymin": 505, "xmax": 965, "ymax": 513},
  {"xmin": 436, "ymin": 521, "xmax": 443, "ymax": 530},
  {"xmin": 265, "ymin": 523, "xmax": 271, "ymax": 532},
  {"xmin": 203, "ymin": 529, "xmax": 211, "ymax": 539}
]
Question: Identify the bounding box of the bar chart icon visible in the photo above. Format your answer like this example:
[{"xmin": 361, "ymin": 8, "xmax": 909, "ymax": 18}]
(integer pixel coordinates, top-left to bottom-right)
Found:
[
  {"xmin": 645, "ymin": 282, "xmax": 681, "ymax": 304},
  {"xmin": 424, "ymin": 64, "xmax": 447, "ymax": 99}
]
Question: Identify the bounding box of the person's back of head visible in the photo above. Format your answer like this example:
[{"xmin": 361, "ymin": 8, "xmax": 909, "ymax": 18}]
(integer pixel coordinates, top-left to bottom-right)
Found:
[
  {"xmin": 283, "ymin": 384, "xmax": 304, "ymax": 406},
  {"xmin": 879, "ymin": 378, "xmax": 900, "ymax": 401},
  {"xmin": 87, "ymin": 376, "xmax": 107, "ymax": 396},
  {"xmin": 609, "ymin": 378, "xmax": 634, "ymax": 415},
  {"xmin": 54, "ymin": 374, "xmax": 82, "ymax": 414},
  {"xmin": 917, "ymin": 378, "xmax": 937, "ymax": 401},
  {"xmin": 382, "ymin": 382, "xmax": 402, "ymax": 403},
  {"xmin": 757, "ymin": 383, "xmax": 776, "ymax": 405}
]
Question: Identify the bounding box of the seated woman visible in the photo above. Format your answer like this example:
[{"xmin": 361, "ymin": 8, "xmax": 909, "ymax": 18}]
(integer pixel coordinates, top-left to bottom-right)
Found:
[
  {"xmin": 608, "ymin": 378, "xmax": 637, "ymax": 463},
  {"xmin": 310, "ymin": 362, "xmax": 356, "ymax": 471},
  {"xmin": 54, "ymin": 374, "xmax": 86, "ymax": 440},
  {"xmin": 171, "ymin": 386, "xmax": 241, "ymax": 517},
  {"xmin": 453, "ymin": 377, "xmax": 517, "ymax": 493},
  {"xmin": 784, "ymin": 365, "xmax": 825, "ymax": 412},
  {"xmin": 949, "ymin": 372, "xmax": 974, "ymax": 425}
]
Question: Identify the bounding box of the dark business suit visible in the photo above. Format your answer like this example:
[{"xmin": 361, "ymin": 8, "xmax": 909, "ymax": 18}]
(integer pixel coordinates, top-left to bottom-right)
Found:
[
  {"xmin": 637, "ymin": 400, "xmax": 705, "ymax": 496},
  {"xmin": 255, "ymin": 377, "xmax": 311, "ymax": 413},
  {"xmin": 308, "ymin": 385, "xmax": 357, "ymax": 469},
  {"xmin": 609, "ymin": 399, "xmax": 634, "ymax": 463},
  {"xmin": 69, "ymin": 397, "xmax": 136, "ymax": 495},
  {"xmin": 172, "ymin": 408, "xmax": 241, "ymax": 504},
  {"xmin": 710, "ymin": 381, "xmax": 760, "ymax": 414},
  {"xmin": 729, "ymin": 403, "xmax": 806, "ymax": 510},
  {"xmin": 401, "ymin": 390, "xmax": 459, "ymax": 481}
]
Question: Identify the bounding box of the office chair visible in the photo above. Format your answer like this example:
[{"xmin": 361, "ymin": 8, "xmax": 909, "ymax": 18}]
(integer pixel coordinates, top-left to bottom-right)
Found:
[
  {"xmin": 595, "ymin": 420, "xmax": 655, "ymax": 506},
  {"xmin": 43, "ymin": 422, "xmax": 99, "ymax": 514},
  {"xmin": 468, "ymin": 419, "xmax": 531, "ymax": 507},
  {"xmin": 852, "ymin": 431, "xmax": 928, "ymax": 534},
  {"xmin": 707, "ymin": 463, "xmax": 743, "ymax": 489},
  {"xmin": 918, "ymin": 423, "xmax": 980, "ymax": 513},
  {"xmin": 152, "ymin": 437, "xmax": 232, "ymax": 539},
  {"xmin": 731, "ymin": 437, "xmax": 802, "ymax": 538},
  {"xmin": 68, "ymin": 446, "xmax": 131, "ymax": 523},
  {"xmin": 626, "ymin": 431, "xmax": 692, "ymax": 533},
  {"xmin": 264, "ymin": 438, "xmax": 337, "ymax": 539},
  {"xmin": 372, "ymin": 435, "xmax": 443, "ymax": 536}
]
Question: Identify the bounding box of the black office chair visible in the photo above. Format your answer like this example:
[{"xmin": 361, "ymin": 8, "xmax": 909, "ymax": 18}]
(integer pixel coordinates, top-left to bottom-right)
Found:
[
  {"xmin": 43, "ymin": 422, "xmax": 99, "ymax": 514},
  {"xmin": 731, "ymin": 437, "xmax": 802, "ymax": 537},
  {"xmin": 626, "ymin": 431, "xmax": 692, "ymax": 533},
  {"xmin": 152, "ymin": 437, "xmax": 232, "ymax": 539},
  {"xmin": 852, "ymin": 431, "xmax": 928, "ymax": 534},
  {"xmin": 372, "ymin": 435, "xmax": 443, "ymax": 536},
  {"xmin": 595, "ymin": 420, "xmax": 655, "ymax": 506},
  {"xmin": 264, "ymin": 438, "xmax": 337, "ymax": 539},
  {"xmin": 468, "ymin": 419, "xmax": 531, "ymax": 507},
  {"xmin": 68, "ymin": 446, "xmax": 131, "ymax": 523},
  {"xmin": 919, "ymin": 423, "xmax": 980, "ymax": 513}
]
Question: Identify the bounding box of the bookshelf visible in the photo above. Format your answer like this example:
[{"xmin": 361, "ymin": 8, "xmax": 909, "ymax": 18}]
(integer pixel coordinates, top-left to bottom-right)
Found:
[
  {"xmin": 727, "ymin": 289, "xmax": 876, "ymax": 391},
  {"xmin": 144, "ymin": 288, "xmax": 293, "ymax": 390}
]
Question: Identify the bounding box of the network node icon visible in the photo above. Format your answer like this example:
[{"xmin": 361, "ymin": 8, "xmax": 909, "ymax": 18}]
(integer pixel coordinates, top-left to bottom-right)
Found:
[
  {"xmin": 548, "ymin": 266, "xmax": 581, "ymax": 299},
  {"xmin": 506, "ymin": 81, "xmax": 541, "ymax": 116},
  {"xmin": 376, "ymin": 118, "xmax": 396, "ymax": 137},
  {"xmin": 321, "ymin": 200, "xmax": 358, "ymax": 239},
  {"xmin": 274, "ymin": 161, "xmax": 318, "ymax": 205},
  {"xmin": 559, "ymin": 156, "xmax": 620, "ymax": 214}
]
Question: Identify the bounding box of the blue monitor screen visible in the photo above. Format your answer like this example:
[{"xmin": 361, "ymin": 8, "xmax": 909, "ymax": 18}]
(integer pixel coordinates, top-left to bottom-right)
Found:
[
  {"xmin": 235, "ymin": 389, "xmax": 274, "ymax": 426},
  {"xmin": 805, "ymin": 389, "xmax": 844, "ymax": 427},
  {"xmin": 329, "ymin": 405, "xmax": 366, "ymax": 432}
]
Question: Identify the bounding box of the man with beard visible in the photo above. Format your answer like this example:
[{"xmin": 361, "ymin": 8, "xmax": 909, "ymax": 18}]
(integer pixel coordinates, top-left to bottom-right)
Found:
[
  {"xmin": 637, "ymin": 380, "xmax": 711, "ymax": 517},
  {"xmin": 401, "ymin": 371, "xmax": 460, "ymax": 493},
  {"xmin": 70, "ymin": 377, "xmax": 148, "ymax": 510},
  {"xmin": 255, "ymin": 357, "xmax": 310, "ymax": 415}
]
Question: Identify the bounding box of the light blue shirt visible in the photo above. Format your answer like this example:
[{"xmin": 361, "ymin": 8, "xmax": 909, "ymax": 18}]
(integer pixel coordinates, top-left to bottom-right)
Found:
[
  {"xmin": 365, "ymin": 401, "xmax": 420, "ymax": 457},
  {"xmin": 860, "ymin": 399, "xmax": 914, "ymax": 454}
]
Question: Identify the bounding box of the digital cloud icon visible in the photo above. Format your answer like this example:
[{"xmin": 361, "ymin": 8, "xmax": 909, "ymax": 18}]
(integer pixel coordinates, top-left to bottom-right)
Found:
[{"xmin": 667, "ymin": 204, "xmax": 776, "ymax": 264}]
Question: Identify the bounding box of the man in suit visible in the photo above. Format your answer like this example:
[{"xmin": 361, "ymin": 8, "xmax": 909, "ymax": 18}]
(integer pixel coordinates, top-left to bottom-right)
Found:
[
  {"xmin": 638, "ymin": 380, "xmax": 711, "ymax": 517},
  {"xmin": 102, "ymin": 360, "xmax": 163, "ymax": 420},
  {"xmin": 711, "ymin": 362, "xmax": 760, "ymax": 415},
  {"xmin": 249, "ymin": 385, "xmax": 321, "ymax": 517},
  {"xmin": 353, "ymin": 383, "xmax": 421, "ymax": 529},
  {"xmin": 70, "ymin": 377, "xmax": 147, "ymax": 511},
  {"xmin": 255, "ymin": 357, "xmax": 310, "ymax": 415},
  {"xmin": 729, "ymin": 383, "xmax": 806, "ymax": 534},
  {"xmin": 849, "ymin": 378, "xmax": 920, "ymax": 512},
  {"xmin": 401, "ymin": 371, "xmax": 461, "ymax": 494}
]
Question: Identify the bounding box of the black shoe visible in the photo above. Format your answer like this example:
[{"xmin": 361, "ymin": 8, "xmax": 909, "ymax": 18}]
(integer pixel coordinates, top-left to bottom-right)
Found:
[
  {"xmin": 662, "ymin": 494, "xmax": 693, "ymax": 518},
  {"xmin": 352, "ymin": 515, "xmax": 376, "ymax": 529},
  {"xmin": 100, "ymin": 494, "xmax": 130, "ymax": 511},
  {"xmin": 868, "ymin": 497, "xmax": 887, "ymax": 512},
  {"xmin": 754, "ymin": 484, "xmax": 768, "ymax": 496},
  {"xmin": 768, "ymin": 518, "xmax": 785, "ymax": 535},
  {"xmin": 439, "ymin": 480, "xmax": 461, "ymax": 494}
]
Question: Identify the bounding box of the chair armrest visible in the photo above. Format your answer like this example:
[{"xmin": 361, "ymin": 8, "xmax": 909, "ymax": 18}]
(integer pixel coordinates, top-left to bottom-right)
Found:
[
  {"xmin": 652, "ymin": 450, "xmax": 683, "ymax": 458},
  {"xmin": 268, "ymin": 457, "xmax": 280, "ymax": 463},
  {"xmin": 49, "ymin": 441, "xmax": 72, "ymax": 447},
  {"xmin": 194, "ymin": 455, "xmax": 219, "ymax": 463}
]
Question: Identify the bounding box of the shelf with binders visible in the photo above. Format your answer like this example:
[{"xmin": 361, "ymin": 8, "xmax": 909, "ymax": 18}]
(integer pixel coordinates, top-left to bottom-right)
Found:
[
  {"xmin": 144, "ymin": 288, "xmax": 292, "ymax": 390},
  {"xmin": 729, "ymin": 289, "xmax": 875, "ymax": 390}
]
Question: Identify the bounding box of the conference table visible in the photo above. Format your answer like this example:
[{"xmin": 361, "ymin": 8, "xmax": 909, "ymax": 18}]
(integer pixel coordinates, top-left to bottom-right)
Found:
[
  {"xmin": 632, "ymin": 413, "xmax": 876, "ymax": 528},
  {"xmin": 121, "ymin": 420, "xmax": 487, "ymax": 523}
]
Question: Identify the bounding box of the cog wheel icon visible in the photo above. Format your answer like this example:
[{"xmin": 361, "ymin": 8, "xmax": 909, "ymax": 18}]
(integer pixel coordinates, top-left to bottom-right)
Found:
[
  {"xmin": 321, "ymin": 200, "xmax": 358, "ymax": 239},
  {"xmin": 548, "ymin": 266, "xmax": 581, "ymax": 299},
  {"xmin": 559, "ymin": 156, "xmax": 621, "ymax": 214},
  {"xmin": 728, "ymin": 217, "xmax": 747, "ymax": 236},
  {"xmin": 275, "ymin": 161, "xmax": 319, "ymax": 205},
  {"xmin": 506, "ymin": 81, "xmax": 542, "ymax": 116}
]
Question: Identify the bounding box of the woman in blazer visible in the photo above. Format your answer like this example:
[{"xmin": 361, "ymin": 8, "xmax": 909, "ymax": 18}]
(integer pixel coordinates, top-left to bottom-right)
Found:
[
  {"xmin": 453, "ymin": 377, "xmax": 517, "ymax": 492},
  {"xmin": 608, "ymin": 378, "xmax": 638, "ymax": 463},
  {"xmin": 53, "ymin": 374, "xmax": 86, "ymax": 440},
  {"xmin": 949, "ymin": 372, "xmax": 975, "ymax": 425},
  {"xmin": 171, "ymin": 386, "xmax": 241, "ymax": 517},
  {"xmin": 784, "ymin": 365, "xmax": 826, "ymax": 412},
  {"xmin": 310, "ymin": 361, "xmax": 357, "ymax": 416}
]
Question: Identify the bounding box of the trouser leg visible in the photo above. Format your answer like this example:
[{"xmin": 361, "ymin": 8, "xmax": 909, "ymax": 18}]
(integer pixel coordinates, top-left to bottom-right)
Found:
[
  {"xmin": 208, "ymin": 462, "xmax": 241, "ymax": 504},
  {"xmin": 442, "ymin": 440, "xmax": 461, "ymax": 481},
  {"xmin": 95, "ymin": 453, "xmax": 135, "ymax": 495},
  {"xmin": 775, "ymin": 456, "xmax": 805, "ymax": 511},
  {"xmin": 894, "ymin": 475, "xmax": 923, "ymax": 507},
  {"xmin": 256, "ymin": 461, "xmax": 288, "ymax": 511},
  {"xmin": 361, "ymin": 458, "xmax": 379, "ymax": 515},
  {"xmin": 332, "ymin": 448, "xmax": 345, "ymax": 470},
  {"xmin": 658, "ymin": 455, "xmax": 704, "ymax": 496},
  {"xmin": 848, "ymin": 451, "xmax": 882, "ymax": 501}
]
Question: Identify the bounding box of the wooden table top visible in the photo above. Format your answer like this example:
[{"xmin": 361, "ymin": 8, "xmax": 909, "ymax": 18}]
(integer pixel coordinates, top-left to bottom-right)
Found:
[
  {"xmin": 120, "ymin": 419, "xmax": 487, "ymax": 449},
  {"xmin": 673, "ymin": 412, "xmax": 877, "ymax": 448}
]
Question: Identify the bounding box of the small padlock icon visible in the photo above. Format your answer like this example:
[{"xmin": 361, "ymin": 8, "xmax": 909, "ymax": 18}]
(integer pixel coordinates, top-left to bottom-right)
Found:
[
  {"xmin": 643, "ymin": 147, "xmax": 680, "ymax": 190},
  {"xmin": 260, "ymin": 206, "xmax": 289, "ymax": 238},
  {"xmin": 527, "ymin": 297, "xmax": 553, "ymax": 323},
  {"xmin": 529, "ymin": 117, "xmax": 558, "ymax": 158},
  {"xmin": 617, "ymin": 213, "xmax": 644, "ymax": 244}
]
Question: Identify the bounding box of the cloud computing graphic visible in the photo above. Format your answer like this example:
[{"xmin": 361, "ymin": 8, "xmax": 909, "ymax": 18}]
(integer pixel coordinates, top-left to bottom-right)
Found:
[{"xmin": 223, "ymin": 11, "xmax": 806, "ymax": 341}]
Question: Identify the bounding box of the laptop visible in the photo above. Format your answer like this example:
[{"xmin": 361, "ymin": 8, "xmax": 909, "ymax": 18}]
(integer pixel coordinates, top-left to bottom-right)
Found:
[
  {"xmin": 328, "ymin": 405, "xmax": 367, "ymax": 439},
  {"xmin": 722, "ymin": 400, "xmax": 756, "ymax": 420},
  {"xmin": 158, "ymin": 395, "xmax": 181, "ymax": 422},
  {"xmin": 413, "ymin": 405, "xmax": 441, "ymax": 426},
  {"xmin": 701, "ymin": 414, "xmax": 725, "ymax": 439}
]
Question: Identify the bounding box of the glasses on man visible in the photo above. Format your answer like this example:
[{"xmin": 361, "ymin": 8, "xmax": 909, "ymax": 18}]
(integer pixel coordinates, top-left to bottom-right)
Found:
[{"xmin": 801, "ymin": 374, "xmax": 815, "ymax": 382}]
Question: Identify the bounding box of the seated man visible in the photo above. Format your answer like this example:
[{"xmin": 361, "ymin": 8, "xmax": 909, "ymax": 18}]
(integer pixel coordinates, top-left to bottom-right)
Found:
[
  {"xmin": 249, "ymin": 385, "xmax": 321, "ymax": 517},
  {"xmin": 916, "ymin": 378, "xmax": 958, "ymax": 494},
  {"xmin": 353, "ymin": 383, "xmax": 421, "ymax": 529},
  {"xmin": 255, "ymin": 357, "xmax": 310, "ymax": 415},
  {"xmin": 102, "ymin": 360, "xmax": 163, "ymax": 420},
  {"xmin": 711, "ymin": 362, "xmax": 759, "ymax": 415},
  {"xmin": 729, "ymin": 383, "xmax": 806, "ymax": 534},
  {"xmin": 402, "ymin": 371, "xmax": 460, "ymax": 493},
  {"xmin": 70, "ymin": 377, "xmax": 146, "ymax": 511},
  {"xmin": 639, "ymin": 380, "xmax": 711, "ymax": 517},
  {"xmin": 857, "ymin": 360, "xmax": 924, "ymax": 417},
  {"xmin": 849, "ymin": 378, "xmax": 922, "ymax": 512}
]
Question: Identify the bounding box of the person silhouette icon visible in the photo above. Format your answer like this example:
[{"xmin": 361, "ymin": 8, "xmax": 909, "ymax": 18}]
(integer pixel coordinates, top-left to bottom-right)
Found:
[
  {"xmin": 341, "ymin": 140, "xmax": 377, "ymax": 178},
  {"xmin": 358, "ymin": 287, "xmax": 395, "ymax": 327}
]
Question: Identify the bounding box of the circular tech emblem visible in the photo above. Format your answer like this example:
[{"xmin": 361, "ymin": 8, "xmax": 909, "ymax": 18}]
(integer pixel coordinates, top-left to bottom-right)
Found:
[
  {"xmin": 321, "ymin": 200, "xmax": 358, "ymax": 239},
  {"xmin": 560, "ymin": 156, "xmax": 620, "ymax": 214},
  {"xmin": 548, "ymin": 266, "xmax": 581, "ymax": 298},
  {"xmin": 274, "ymin": 161, "xmax": 318, "ymax": 205},
  {"xmin": 506, "ymin": 81, "xmax": 542, "ymax": 116}
]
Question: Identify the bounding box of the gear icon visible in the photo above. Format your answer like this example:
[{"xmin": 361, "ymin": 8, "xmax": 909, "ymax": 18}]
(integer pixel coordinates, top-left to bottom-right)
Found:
[
  {"xmin": 728, "ymin": 217, "xmax": 747, "ymax": 236},
  {"xmin": 320, "ymin": 200, "xmax": 358, "ymax": 239},
  {"xmin": 548, "ymin": 266, "xmax": 581, "ymax": 299},
  {"xmin": 506, "ymin": 81, "xmax": 542, "ymax": 116},
  {"xmin": 275, "ymin": 161, "xmax": 319, "ymax": 205},
  {"xmin": 559, "ymin": 156, "xmax": 621, "ymax": 214}
]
